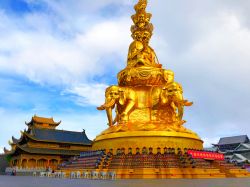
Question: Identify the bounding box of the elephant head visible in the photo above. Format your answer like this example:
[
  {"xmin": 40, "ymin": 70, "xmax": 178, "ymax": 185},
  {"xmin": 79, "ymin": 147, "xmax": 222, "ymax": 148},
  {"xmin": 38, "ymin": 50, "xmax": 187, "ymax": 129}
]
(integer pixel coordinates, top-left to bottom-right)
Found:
[
  {"xmin": 97, "ymin": 85, "xmax": 136, "ymax": 126},
  {"xmin": 161, "ymin": 82, "xmax": 193, "ymax": 121}
]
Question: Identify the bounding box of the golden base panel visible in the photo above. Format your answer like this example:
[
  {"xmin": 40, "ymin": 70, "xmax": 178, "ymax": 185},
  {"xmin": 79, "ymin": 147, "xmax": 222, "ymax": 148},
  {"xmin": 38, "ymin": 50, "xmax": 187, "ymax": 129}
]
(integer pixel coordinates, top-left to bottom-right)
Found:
[{"xmin": 93, "ymin": 130, "xmax": 203, "ymax": 153}]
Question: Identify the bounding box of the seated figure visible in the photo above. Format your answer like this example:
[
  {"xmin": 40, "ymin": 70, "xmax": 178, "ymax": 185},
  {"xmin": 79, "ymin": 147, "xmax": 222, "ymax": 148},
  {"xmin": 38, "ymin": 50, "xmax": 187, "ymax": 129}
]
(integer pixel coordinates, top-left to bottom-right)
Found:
[{"xmin": 127, "ymin": 30, "xmax": 161, "ymax": 68}]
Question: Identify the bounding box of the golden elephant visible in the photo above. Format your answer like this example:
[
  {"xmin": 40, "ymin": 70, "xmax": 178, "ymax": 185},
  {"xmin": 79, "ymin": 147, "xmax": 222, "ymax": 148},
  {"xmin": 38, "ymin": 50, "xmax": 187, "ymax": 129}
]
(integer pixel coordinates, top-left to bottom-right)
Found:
[
  {"xmin": 97, "ymin": 85, "xmax": 137, "ymax": 126},
  {"xmin": 162, "ymin": 82, "xmax": 193, "ymax": 120},
  {"xmin": 151, "ymin": 82, "xmax": 193, "ymax": 121}
]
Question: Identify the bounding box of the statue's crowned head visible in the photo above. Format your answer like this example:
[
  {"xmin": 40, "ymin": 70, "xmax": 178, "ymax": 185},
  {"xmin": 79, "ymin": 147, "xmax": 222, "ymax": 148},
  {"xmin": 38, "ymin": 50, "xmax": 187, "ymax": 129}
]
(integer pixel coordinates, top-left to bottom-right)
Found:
[{"xmin": 131, "ymin": 0, "xmax": 153, "ymax": 44}]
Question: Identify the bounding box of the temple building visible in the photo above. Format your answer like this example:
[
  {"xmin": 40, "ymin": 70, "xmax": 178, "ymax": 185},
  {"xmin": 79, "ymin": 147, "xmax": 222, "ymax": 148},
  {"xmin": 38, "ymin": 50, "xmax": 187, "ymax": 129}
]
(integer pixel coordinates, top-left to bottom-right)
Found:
[
  {"xmin": 213, "ymin": 135, "xmax": 250, "ymax": 166},
  {"xmin": 4, "ymin": 115, "xmax": 92, "ymax": 170},
  {"xmin": 213, "ymin": 135, "xmax": 249, "ymax": 152}
]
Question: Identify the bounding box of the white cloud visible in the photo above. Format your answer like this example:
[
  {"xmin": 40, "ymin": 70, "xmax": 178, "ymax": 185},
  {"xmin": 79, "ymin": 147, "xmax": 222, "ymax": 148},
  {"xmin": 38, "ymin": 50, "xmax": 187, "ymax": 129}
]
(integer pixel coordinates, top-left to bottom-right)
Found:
[
  {"xmin": 57, "ymin": 112, "xmax": 107, "ymax": 140},
  {"xmin": 0, "ymin": 13, "xmax": 131, "ymax": 86},
  {"xmin": 144, "ymin": 1, "xmax": 250, "ymax": 144},
  {"xmin": 0, "ymin": 110, "xmax": 31, "ymax": 152},
  {"xmin": 202, "ymin": 137, "xmax": 220, "ymax": 148},
  {"xmin": 66, "ymin": 83, "xmax": 108, "ymax": 106}
]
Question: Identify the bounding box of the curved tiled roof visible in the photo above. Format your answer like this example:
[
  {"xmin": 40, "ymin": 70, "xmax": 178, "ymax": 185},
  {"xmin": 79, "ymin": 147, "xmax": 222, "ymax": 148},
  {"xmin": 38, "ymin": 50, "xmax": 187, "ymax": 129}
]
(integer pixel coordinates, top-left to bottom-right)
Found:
[
  {"xmin": 27, "ymin": 128, "xmax": 92, "ymax": 145},
  {"xmin": 217, "ymin": 135, "xmax": 249, "ymax": 145}
]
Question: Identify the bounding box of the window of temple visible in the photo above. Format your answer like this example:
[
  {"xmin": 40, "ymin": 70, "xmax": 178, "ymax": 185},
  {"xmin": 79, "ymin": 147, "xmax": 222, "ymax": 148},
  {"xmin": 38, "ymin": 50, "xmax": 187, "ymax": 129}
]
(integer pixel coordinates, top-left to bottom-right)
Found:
[
  {"xmin": 50, "ymin": 159, "xmax": 58, "ymax": 170},
  {"xmin": 21, "ymin": 159, "xmax": 28, "ymax": 168},
  {"xmin": 28, "ymin": 159, "xmax": 36, "ymax": 168},
  {"xmin": 37, "ymin": 159, "xmax": 47, "ymax": 169}
]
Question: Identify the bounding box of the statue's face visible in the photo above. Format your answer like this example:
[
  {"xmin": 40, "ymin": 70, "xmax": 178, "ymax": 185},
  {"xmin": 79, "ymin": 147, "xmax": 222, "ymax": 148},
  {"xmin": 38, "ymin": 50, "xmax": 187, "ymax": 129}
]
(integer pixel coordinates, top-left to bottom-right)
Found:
[
  {"xmin": 142, "ymin": 31, "xmax": 151, "ymax": 45},
  {"xmin": 138, "ymin": 13, "xmax": 145, "ymax": 23},
  {"xmin": 107, "ymin": 87, "xmax": 120, "ymax": 100},
  {"xmin": 133, "ymin": 31, "xmax": 143, "ymax": 42}
]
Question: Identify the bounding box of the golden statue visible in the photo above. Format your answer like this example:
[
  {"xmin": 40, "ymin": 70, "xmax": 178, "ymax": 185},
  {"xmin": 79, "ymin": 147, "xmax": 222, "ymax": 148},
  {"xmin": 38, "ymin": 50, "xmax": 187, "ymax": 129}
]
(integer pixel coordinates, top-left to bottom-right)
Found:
[{"xmin": 94, "ymin": 0, "xmax": 203, "ymax": 153}]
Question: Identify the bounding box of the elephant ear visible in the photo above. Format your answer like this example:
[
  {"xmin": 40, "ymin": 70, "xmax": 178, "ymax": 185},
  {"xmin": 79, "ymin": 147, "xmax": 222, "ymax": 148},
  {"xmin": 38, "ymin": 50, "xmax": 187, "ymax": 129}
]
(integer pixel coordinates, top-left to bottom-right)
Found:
[{"xmin": 119, "ymin": 89, "xmax": 126, "ymax": 105}]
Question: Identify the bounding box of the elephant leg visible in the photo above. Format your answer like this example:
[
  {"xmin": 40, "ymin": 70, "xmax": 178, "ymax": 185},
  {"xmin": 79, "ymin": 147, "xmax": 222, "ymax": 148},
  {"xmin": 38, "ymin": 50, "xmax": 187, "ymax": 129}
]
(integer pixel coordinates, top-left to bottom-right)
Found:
[
  {"xmin": 113, "ymin": 110, "xmax": 118, "ymax": 125},
  {"xmin": 120, "ymin": 100, "xmax": 135, "ymax": 122}
]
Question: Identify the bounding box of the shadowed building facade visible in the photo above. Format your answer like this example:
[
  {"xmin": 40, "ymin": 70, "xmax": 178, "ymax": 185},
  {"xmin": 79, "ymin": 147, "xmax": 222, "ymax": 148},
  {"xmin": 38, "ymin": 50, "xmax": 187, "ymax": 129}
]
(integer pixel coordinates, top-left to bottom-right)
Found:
[{"xmin": 4, "ymin": 115, "xmax": 92, "ymax": 170}]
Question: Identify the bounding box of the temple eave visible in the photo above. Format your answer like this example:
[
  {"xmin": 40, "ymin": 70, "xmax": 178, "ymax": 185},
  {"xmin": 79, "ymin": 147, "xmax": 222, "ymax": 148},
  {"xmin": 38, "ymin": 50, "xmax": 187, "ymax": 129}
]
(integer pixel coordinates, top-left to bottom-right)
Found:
[{"xmin": 16, "ymin": 144, "xmax": 82, "ymax": 156}]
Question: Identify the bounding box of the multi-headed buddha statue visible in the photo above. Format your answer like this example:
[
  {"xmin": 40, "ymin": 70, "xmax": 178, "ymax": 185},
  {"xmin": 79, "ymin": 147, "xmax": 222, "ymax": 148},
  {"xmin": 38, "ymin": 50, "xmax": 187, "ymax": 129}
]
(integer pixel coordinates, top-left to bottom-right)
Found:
[{"xmin": 97, "ymin": 0, "xmax": 194, "ymax": 135}]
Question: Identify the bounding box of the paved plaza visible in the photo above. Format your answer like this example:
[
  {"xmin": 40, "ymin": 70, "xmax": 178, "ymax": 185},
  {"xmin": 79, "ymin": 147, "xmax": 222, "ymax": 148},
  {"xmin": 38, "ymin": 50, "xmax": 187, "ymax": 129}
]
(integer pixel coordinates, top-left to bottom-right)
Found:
[{"xmin": 0, "ymin": 176, "xmax": 250, "ymax": 187}]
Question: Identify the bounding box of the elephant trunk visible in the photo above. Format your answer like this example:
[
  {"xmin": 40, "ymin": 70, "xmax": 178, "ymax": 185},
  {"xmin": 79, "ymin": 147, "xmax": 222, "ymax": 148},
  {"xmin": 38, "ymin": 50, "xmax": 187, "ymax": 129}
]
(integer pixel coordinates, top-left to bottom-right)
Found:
[
  {"xmin": 177, "ymin": 105, "xmax": 184, "ymax": 121},
  {"xmin": 106, "ymin": 107, "xmax": 113, "ymax": 127},
  {"xmin": 97, "ymin": 99, "xmax": 116, "ymax": 110},
  {"xmin": 97, "ymin": 98, "xmax": 116, "ymax": 126}
]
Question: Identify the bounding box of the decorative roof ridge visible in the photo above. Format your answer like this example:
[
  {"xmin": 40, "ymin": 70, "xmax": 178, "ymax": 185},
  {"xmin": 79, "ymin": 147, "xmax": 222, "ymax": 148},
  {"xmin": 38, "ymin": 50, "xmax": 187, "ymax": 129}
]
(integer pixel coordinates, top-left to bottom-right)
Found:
[
  {"xmin": 4, "ymin": 147, "xmax": 10, "ymax": 153},
  {"xmin": 25, "ymin": 115, "xmax": 61, "ymax": 126},
  {"xmin": 12, "ymin": 136, "xmax": 20, "ymax": 144},
  {"xmin": 4, "ymin": 147, "xmax": 15, "ymax": 155},
  {"xmin": 35, "ymin": 128, "xmax": 87, "ymax": 134},
  {"xmin": 220, "ymin": 135, "xmax": 248, "ymax": 139}
]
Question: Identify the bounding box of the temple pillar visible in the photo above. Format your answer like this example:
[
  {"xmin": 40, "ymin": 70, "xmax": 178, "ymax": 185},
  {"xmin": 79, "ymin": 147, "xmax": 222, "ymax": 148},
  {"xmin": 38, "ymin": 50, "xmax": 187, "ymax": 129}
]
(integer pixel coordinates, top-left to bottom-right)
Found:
[{"xmin": 47, "ymin": 159, "xmax": 50, "ymax": 169}]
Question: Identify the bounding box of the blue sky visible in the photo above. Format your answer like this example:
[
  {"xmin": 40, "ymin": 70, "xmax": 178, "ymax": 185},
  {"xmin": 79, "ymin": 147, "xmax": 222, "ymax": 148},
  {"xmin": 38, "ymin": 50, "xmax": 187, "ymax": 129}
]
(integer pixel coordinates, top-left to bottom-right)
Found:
[{"xmin": 1, "ymin": 0, "xmax": 250, "ymax": 152}]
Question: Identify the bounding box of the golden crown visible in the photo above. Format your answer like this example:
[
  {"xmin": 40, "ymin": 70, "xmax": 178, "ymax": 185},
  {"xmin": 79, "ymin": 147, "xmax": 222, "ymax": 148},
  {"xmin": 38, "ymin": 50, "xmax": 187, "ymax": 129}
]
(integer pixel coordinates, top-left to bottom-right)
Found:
[{"xmin": 131, "ymin": 0, "xmax": 153, "ymax": 40}]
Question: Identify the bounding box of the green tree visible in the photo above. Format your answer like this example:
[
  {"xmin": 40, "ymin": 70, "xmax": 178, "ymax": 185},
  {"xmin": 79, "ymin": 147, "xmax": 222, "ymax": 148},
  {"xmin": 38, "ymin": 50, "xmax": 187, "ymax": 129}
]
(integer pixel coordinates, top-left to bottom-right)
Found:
[{"xmin": 5, "ymin": 155, "xmax": 12, "ymax": 164}]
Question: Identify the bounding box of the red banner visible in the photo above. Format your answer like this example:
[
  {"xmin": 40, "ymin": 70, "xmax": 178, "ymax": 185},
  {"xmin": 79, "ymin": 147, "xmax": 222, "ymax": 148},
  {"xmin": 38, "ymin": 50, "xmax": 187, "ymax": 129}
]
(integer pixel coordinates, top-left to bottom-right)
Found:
[{"xmin": 187, "ymin": 150, "xmax": 224, "ymax": 160}]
